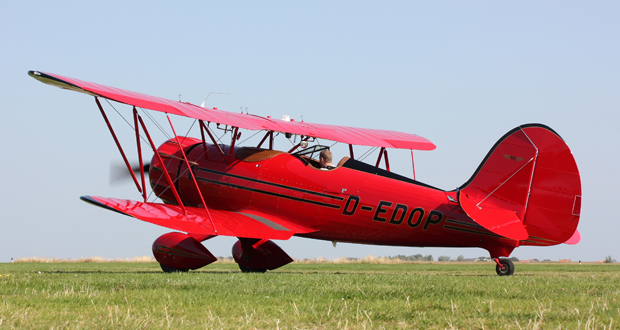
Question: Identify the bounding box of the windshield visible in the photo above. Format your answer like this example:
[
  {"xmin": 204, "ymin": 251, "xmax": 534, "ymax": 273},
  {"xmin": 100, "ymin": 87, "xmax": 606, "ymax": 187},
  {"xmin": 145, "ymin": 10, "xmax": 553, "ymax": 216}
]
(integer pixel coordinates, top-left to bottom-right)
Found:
[{"xmin": 291, "ymin": 145, "xmax": 330, "ymax": 160}]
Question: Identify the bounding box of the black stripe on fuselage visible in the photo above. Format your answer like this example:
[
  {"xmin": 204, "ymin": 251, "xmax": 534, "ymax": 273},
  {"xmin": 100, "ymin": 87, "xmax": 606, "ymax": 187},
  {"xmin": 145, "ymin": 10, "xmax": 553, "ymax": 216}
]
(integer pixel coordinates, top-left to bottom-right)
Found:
[
  {"xmin": 445, "ymin": 218, "xmax": 483, "ymax": 229},
  {"xmin": 196, "ymin": 177, "xmax": 342, "ymax": 209},
  {"xmin": 443, "ymin": 225, "xmax": 504, "ymax": 239},
  {"xmin": 522, "ymin": 240, "xmax": 552, "ymax": 245},
  {"xmin": 528, "ymin": 236, "xmax": 561, "ymax": 244},
  {"xmin": 196, "ymin": 167, "xmax": 344, "ymax": 201},
  {"xmin": 151, "ymin": 166, "xmax": 164, "ymax": 172}
]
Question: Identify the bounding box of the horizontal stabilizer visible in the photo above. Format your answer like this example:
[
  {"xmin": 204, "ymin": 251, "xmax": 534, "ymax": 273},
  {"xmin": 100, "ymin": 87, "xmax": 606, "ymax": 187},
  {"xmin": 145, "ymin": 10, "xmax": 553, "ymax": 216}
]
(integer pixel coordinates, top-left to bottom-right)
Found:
[
  {"xmin": 563, "ymin": 229, "xmax": 581, "ymax": 245},
  {"xmin": 81, "ymin": 196, "xmax": 316, "ymax": 240},
  {"xmin": 459, "ymin": 194, "xmax": 528, "ymax": 240}
]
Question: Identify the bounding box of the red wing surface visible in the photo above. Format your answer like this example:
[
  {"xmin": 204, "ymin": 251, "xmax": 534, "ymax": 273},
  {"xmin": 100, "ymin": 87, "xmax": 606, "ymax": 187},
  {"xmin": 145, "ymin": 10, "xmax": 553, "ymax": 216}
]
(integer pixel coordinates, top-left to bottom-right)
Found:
[
  {"xmin": 29, "ymin": 71, "xmax": 435, "ymax": 150},
  {"xmin": 81, "ymin": 196, "xmax": 315, "ymax": 240}
]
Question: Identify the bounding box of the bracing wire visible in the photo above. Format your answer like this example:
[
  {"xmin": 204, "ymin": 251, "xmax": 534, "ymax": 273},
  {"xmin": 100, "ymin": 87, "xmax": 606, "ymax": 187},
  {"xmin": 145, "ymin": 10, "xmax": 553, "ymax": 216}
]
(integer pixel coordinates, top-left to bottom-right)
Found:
[
  {"xmin": 216, "ymin": 129, "xmax": 227, "ymax": 144},
  {"xmin": 140, "ymin": 107, "xmax": 171, "ymax": 140},
  {"xmin": 238, "ymin": 130, "xmax": 262, "ymax": 145},
  {"xmin": 101, "ymin": 101, "xmax": 164, "ymax": 202},
  {"xmin": 102, "ymin": 101, "xmax": 205, "ymax": 203},
  {"xmin": 359, "ymin": 146, "xmax": 378, "ymax": 161},
  {"xmin": 181, "ymin": 119, "xmax": 197, "ymax": 145},
  {"xmin": 149, "ymin": 122, "xmax": 237, "ymax": 203},
  {"xmin": 145, "ymin": 119, "xmax": 198, "ymax": 203},
  {"xmin": 105, "ymin": 99, "xmax": 150, "ymax": 146},
  {"xmin": 137, "ymin": 107, "xmax": 175, "ymax": 202}
]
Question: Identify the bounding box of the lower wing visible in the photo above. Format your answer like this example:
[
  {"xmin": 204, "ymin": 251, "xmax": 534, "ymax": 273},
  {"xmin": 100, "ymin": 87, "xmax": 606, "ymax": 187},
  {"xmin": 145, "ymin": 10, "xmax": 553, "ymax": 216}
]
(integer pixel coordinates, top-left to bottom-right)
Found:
[{"xmin": 81, "ymin": 196, "xmax": 316, "ymax": 240}]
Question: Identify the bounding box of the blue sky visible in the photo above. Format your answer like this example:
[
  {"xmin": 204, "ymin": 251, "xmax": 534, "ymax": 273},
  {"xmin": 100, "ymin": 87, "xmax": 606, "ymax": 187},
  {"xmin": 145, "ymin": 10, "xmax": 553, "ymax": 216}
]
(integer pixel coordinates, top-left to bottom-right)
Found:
[{"xmin": 1, "ymin": 1, "xmax": 618, "ymax": 263}]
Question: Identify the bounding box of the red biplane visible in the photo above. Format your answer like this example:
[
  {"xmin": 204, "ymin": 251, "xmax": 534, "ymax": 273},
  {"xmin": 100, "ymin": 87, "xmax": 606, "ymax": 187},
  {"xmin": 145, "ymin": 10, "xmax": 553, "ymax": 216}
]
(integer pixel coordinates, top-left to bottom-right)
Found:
[{"xmin": 29, "ymin": 70, "xmax": 581, "ymax": 275}]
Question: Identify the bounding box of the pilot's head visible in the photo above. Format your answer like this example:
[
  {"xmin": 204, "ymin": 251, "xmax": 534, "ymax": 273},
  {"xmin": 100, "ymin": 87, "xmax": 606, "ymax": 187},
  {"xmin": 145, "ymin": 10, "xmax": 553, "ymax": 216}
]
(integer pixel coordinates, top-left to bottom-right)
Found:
[{"xmin": 320, "ymin": 149, "xmax": 333, "ymax": 167}]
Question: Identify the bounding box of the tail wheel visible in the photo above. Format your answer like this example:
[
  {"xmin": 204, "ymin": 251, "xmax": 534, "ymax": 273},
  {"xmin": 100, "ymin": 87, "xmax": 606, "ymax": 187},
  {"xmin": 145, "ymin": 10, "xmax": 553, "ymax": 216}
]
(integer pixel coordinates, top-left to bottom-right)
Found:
[
  {"xmin": 160, "ymin": 264, "xmax": 189, "ymax": 273},
  {"xmin": 239, "ymin": 265, "xmax": 267, "ymax": 273},
  {"xmin": 495, "ymin": 258, "xmax": 515, "ymax": 276}
]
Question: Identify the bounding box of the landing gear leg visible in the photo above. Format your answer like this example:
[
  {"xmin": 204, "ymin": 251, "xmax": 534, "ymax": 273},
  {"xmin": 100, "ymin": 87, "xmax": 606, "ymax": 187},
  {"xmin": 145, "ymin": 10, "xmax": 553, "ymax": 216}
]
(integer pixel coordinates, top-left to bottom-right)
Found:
[{"xmin": 494, "ymin": 258, "xmax": 515, "ymax": 276}]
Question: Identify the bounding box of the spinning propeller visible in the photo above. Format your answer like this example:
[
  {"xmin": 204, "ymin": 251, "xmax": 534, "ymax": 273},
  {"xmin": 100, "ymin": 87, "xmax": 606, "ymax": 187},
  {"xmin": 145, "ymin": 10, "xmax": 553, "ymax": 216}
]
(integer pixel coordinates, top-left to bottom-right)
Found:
[{"xmin": 109, "ymin": 162, "xmax": 150, "ymax": 185}]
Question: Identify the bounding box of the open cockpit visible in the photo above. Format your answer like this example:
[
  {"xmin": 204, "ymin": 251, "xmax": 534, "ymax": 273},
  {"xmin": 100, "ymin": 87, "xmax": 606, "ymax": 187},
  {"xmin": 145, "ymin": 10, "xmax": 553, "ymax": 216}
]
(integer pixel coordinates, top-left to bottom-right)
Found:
[{"xmin": 235, "ymin": 145, "xmax": 440, "ymax": 189}]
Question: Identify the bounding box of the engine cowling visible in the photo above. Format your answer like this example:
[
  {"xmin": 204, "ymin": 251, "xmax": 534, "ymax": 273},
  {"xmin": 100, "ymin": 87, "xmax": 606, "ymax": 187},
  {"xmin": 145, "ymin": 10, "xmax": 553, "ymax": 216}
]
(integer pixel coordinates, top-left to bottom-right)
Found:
[
  {"xmin": 149, "ymin": 138, "xmax": 202, "ymax": 205},
  {"xmin": 232, "ymin": 238, "xmax": 293, "ymax": 272},
  {"xmin": 152, "ymin": 232, "xmax": 217, "ymax": 271}
]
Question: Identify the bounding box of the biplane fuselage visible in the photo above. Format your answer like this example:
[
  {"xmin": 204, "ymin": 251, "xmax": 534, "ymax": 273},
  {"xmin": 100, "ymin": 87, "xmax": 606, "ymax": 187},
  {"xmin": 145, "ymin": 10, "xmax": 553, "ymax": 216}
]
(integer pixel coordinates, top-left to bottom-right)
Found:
[{"xmin": 154, "ymin": 140, "xmax": 471, "ymax": 248}]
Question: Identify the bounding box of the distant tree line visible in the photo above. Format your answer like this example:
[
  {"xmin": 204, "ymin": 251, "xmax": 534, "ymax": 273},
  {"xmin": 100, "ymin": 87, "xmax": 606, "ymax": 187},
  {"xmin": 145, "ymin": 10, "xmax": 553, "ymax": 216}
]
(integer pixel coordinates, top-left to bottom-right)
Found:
[{"xmin": 387, "ymin": 254, "xmax": 434, "ymax": 261}]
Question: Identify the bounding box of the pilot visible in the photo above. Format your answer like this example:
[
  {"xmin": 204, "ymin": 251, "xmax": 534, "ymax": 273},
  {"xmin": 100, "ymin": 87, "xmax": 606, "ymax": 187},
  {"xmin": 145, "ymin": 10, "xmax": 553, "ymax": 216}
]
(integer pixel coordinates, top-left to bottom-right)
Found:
[{"xmin": 319, "ymin": 150, "xmax": 336, "ymax": 170}]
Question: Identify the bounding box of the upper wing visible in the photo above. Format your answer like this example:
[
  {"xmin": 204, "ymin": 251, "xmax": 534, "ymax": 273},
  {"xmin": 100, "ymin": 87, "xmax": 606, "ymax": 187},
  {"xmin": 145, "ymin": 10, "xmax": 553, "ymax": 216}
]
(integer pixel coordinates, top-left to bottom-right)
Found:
[
  {"xmin": 81, "ymin": 196, "xmax": 316, "ymax": 240},
  {"xmin": 29, "ymin": 70, "xmax": 435, "ymax": 151}
]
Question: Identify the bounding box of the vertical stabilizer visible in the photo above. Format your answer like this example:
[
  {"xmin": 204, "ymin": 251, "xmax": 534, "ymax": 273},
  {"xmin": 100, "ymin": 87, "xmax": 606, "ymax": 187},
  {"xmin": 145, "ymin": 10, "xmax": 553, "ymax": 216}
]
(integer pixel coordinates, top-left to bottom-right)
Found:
[{"xmin": 458, "ymin": 124, "xmax": 581, "ymax": 245}]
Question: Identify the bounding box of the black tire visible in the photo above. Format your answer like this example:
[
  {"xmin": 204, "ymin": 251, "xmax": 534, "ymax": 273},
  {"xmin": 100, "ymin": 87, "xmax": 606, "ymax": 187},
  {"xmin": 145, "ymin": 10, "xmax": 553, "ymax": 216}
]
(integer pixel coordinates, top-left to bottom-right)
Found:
[
  {"xmin": 495, "ymin": 258, "xmax": 515, "ymax": 276},
  {"xmin": 239, "ymin": 265, "xmax": 267, "ymax": 273},
  {"xmin": 160, "ymin": 264, "xmax": 189, "ymax": 273}
]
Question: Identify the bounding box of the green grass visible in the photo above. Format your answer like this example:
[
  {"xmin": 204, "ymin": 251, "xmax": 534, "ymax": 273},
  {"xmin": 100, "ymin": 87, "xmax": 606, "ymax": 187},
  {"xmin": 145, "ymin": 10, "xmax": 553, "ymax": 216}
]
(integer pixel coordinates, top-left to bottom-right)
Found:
[{"xmin": 0, "ymin": 262, "xmax": 618, "ymax": 329}]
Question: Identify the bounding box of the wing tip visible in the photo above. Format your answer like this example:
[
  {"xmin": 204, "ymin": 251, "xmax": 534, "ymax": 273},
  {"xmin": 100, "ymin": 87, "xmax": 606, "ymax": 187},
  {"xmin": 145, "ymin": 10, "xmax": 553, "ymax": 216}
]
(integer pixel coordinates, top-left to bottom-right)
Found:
[
  {"xmin": 28, "ymin": 70, "xmax": 91, "ymax": 95},
  {"xmin": 80, "ymin": 195, "xmax": 134, "ymax": 218}
]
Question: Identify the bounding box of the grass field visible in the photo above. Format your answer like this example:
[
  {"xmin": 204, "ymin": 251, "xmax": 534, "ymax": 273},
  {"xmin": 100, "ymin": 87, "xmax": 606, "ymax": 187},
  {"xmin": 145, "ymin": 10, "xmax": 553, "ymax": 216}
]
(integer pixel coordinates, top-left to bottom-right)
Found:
[{"xmin": 0, "ymin": 261, "xmax": 618, "ymax": 329}]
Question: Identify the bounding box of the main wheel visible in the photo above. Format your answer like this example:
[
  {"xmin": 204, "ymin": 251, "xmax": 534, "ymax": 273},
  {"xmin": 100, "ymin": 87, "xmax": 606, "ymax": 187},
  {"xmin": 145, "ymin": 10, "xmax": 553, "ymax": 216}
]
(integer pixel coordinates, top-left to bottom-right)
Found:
[
  {"xmin": 239, "ymin": 265, "xmax": 267, "ymax": 273},
  {"xmin": 495, "ymin": 258, "xmax": 515, "ymax": 276},
  {"xmin": 160, "ymin": 264, "xmax": 189, "ymax": 273}
]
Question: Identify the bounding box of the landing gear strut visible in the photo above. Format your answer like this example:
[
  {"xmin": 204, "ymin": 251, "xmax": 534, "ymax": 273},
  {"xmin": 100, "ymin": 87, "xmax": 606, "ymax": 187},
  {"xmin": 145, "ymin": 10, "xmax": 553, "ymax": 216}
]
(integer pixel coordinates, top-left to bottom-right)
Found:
[{"xmin": 494, "ymin": 258, "xmax": 515, "ymax": 276}]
